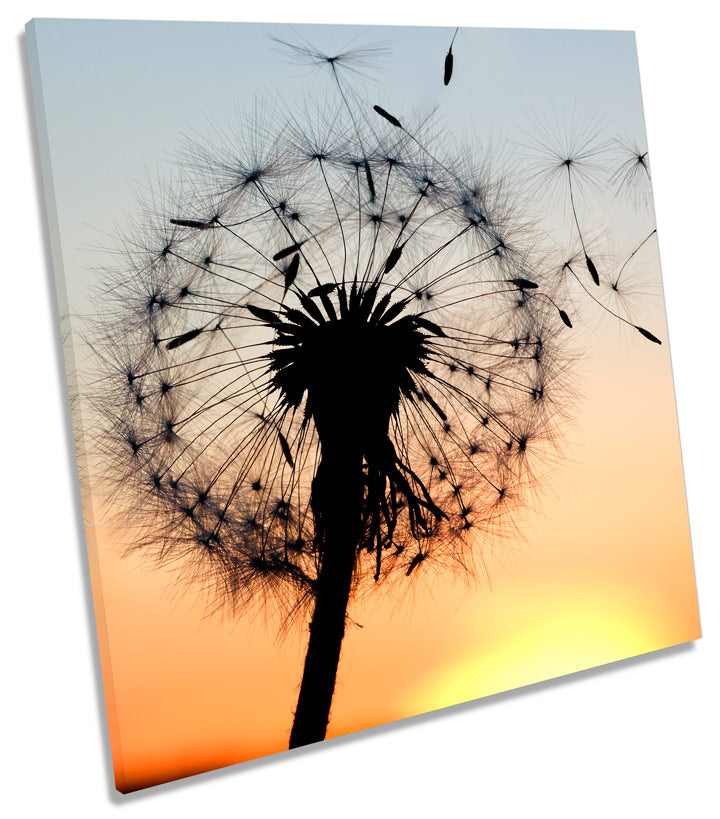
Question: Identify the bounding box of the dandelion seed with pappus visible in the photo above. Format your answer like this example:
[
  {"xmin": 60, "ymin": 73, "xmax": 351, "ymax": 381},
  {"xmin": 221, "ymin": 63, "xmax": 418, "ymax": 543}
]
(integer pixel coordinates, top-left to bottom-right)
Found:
[{"xmin": 610, "ymin": 137, "xmax": 652, "ymax": 206}]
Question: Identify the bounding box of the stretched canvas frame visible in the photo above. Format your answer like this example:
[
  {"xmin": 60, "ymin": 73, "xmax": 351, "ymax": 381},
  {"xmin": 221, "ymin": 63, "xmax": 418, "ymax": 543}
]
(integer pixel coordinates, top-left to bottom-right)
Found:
[{"xmin": 27, "ymin": 18, "xmax": 700, "ymax": 792}]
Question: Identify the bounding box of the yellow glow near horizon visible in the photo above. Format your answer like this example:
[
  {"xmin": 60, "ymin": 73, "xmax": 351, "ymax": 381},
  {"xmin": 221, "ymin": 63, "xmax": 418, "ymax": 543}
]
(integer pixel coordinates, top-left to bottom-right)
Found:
[{"xmin": 407, "ymin": 591, "xmax": 672, "ymax": 713}]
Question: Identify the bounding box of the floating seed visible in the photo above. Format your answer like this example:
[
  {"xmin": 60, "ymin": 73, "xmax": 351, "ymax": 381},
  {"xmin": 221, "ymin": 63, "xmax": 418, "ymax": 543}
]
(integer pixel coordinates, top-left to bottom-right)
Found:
[
  {"xmin": 444, "ymin": 49, "xmax": 453, "ymax": 86},
  {"xmin": 585, "ymin": 254, "xmax": 600, "ymax": 286},
  {"xmin": 635, "ymin": 325, "xmax": 662, "ymax": 344},
  {"xmin": 373, "ymin": 105, "xmax": 402, "ymax": 129}
]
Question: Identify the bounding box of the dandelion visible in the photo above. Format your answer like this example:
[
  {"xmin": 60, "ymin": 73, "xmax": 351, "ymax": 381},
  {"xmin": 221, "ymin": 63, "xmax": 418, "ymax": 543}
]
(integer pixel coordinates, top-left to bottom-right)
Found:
[{"xmin": 89, "ymin": 35, "xmax": 661, "ymax": 752}]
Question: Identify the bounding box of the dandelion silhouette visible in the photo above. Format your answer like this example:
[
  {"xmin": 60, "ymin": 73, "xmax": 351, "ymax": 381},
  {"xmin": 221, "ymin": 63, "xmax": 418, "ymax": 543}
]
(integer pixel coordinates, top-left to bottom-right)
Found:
[{"xmin": 92, "ymin": 34, "xmax": 662, "ymax": 751}]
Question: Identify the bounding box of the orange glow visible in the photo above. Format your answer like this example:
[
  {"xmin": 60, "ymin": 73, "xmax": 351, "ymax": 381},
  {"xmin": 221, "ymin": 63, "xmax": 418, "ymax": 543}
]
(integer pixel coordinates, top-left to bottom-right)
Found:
[{"xmin": 84, "ymin": 278, "xmax": 699, "ymax": 793}]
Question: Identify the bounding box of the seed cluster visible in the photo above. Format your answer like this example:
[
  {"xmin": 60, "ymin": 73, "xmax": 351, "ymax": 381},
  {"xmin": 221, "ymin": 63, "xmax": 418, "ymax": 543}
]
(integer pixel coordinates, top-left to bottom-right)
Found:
[{"xmin": 93, "ymin": 93, "xmax": 570, "ymax": 618}]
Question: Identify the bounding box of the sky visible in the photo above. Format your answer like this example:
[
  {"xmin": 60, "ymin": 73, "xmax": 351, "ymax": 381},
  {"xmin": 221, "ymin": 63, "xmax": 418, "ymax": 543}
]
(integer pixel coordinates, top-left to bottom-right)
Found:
[{"xmin": 27, "ymin": 18, "xmax": 699, "ymax": 792}]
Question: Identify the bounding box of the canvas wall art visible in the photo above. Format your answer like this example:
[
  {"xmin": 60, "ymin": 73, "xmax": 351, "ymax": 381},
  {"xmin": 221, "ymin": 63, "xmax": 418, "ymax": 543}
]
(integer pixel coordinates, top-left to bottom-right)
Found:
[{"xmin": 27, "ymin": 18, "xmax": 700, "ymax": 793}]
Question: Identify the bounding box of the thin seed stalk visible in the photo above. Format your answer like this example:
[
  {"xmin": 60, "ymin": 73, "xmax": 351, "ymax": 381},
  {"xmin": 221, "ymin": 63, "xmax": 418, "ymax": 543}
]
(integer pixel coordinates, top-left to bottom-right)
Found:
[{"xmin": 289, "ymin": 438, "xmax": 364, "ymax": 748}]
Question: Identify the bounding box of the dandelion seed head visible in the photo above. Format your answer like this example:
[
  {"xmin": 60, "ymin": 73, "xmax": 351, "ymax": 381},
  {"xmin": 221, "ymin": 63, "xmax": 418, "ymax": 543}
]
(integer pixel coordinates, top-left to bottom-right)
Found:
[{"xmin": 87, "ymin": 51, "xmax": 587, "ymax": 623}]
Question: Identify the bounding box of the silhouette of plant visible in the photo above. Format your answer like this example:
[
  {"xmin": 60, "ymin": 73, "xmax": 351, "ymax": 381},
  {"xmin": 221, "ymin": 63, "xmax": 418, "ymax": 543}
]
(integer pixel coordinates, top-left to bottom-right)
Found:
[{"xmin": 89, "ymin": 32, "xmax": 661, "ymax": 750}]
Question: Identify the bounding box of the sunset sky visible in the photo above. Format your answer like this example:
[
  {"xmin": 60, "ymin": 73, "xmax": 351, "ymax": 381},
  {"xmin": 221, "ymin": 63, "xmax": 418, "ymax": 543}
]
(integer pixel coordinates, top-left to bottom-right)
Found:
[{"xmin": 28, "ymin": 19, "xmax": 699, "ymax": 792}]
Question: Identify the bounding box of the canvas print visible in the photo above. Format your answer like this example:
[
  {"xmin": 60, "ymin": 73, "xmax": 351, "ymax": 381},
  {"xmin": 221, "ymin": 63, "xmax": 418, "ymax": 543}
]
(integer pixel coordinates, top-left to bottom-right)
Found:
[{"xmin": 27, "ymin": 19, "xmax": 700, "ymax": 792}]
